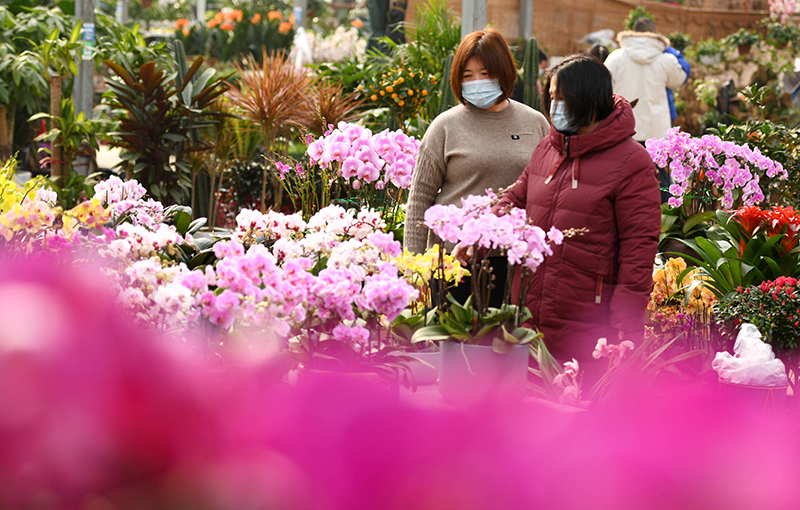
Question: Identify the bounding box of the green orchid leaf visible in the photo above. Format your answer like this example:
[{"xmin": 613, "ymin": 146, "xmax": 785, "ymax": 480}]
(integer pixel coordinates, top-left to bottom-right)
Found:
[
  {"xmin": 411, "ymin": 325, "xmax": 450, "ymax": 343},
  {"xmin": 492, "ymin": 336, "xmax": 516, "ymax": 354}
]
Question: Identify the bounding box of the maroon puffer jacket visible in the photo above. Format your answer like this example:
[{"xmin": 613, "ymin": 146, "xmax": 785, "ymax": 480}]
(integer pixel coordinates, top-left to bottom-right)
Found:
[{"xmin": 495, "ymin": 95, "xmax": 660, "ymax": 365}]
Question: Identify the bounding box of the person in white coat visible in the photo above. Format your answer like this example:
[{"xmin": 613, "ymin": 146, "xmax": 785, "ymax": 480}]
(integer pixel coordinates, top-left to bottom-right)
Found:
[{"xmin": 604, "ymin": 18, "xmax": 687, "ymax": 143}]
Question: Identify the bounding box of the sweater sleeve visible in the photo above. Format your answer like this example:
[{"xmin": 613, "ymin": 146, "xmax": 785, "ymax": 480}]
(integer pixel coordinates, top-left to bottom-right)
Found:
[
  {"xmin": 492, "ymin": 155, "xmax": 533, "ymax": 215},
  {"xmin": 404, "ymin": 133, "xmax": 446, "ymax": 254},
  {"xmin": 610, "ymin": 147, "xmax": 661, "ymax": 338}
]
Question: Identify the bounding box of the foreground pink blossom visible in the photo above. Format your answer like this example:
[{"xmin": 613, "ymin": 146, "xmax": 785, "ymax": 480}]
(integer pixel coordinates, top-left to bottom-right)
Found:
[{"xmin": 1, "ymin": 256, "xmax": 799, "ymax": 509}]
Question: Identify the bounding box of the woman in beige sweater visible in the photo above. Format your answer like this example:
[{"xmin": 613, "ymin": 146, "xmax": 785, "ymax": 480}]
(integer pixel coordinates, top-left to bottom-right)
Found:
[{"xmin": 404, "ymin": 27, "xmax": 549, "ymax": 306}]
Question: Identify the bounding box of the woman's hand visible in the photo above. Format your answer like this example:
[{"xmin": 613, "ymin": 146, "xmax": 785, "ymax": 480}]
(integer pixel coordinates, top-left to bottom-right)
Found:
[{"xmin": 453, "ymin": 243, "xmax": 473, "ymax": 266}]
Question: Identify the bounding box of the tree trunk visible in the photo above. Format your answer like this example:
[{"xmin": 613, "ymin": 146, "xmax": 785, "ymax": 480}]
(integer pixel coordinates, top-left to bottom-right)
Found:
[
  {"xmin": 0, "ymin": 106, "xmax": 10, "ymax": 162},
  {"xmin": 50, "ymin": 75, "xmax": 64, "ymax": 183}
]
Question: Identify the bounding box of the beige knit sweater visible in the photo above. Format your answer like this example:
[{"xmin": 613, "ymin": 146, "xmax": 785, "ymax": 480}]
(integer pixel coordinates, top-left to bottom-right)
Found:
[{"xmin": 404, "ymin": 100, "xmax": 550, "ymax": 254}]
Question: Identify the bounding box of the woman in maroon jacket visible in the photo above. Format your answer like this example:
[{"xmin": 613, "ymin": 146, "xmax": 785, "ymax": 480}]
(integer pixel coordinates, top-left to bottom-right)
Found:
[{"xmin": 460, "ymin": 54, "xmax": 661, "ymax": 376}]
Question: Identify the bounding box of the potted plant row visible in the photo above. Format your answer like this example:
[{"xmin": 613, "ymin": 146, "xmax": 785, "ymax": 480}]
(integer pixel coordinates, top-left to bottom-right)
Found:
[{"xmin": 409, "ymin": 193, "xmax": 567, "ymax": 405}]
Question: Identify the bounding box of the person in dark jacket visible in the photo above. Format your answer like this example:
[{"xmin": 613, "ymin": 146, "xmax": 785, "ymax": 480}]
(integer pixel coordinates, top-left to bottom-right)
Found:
[{"xmin": 460, "ymin": 54, "xmax": 661, "ymax": 379}]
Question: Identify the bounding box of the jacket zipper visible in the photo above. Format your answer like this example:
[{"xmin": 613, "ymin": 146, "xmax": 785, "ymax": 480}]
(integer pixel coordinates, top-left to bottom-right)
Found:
[
  {"xmin": 595, "ymin": 275, "xmax": 603, "ymax": 304},
  {"xmin": 533, "ymin": 138, "xmax": 571, "ymax": 325}
]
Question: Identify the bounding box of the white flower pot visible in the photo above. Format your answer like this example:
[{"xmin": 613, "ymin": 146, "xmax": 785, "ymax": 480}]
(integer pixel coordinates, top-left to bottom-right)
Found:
[
  {"xmin": 699, "ymin": 54, "xmax": 721, "ymax": 65},
  {"xmin": 406, "ymin": 352, "xmax": 440, "ymax": 385},
  {"xmin": 718, "ymin": 378, "xmax": 787, "ymax": 413},
  {"xmin": 438, "ymin": 342, "xmax": 529, "ymax": 406}
]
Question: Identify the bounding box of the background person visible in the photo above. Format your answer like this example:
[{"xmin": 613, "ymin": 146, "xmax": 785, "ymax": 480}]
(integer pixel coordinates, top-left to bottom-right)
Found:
[
  {"xmin": 604, "ymin": 17, "xmax": 687, "ymax": 143},
  {"xmin": 461, "ymin": 54, "xmax": 660, "ymax": 380},
  {"xmin": 588, "ymin": 43, "xmax": 609, "ymax": 62},
  {"xmin": 604, "ymin": 17, "xmax": 687, "ymax": 204},
  {"xmin": 404, "ymin": 27, "xmax": 550, "ymax": 307}
]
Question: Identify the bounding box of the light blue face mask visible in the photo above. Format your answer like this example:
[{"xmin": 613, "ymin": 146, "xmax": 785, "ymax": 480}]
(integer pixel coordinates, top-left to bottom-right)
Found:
[
  {"xmin": 549, "ymin": 100, "xmax": 579, "ymax": 134},
  {"xmin": 462, "ymin": 78, "xmax": 503, "ymax": 109}
]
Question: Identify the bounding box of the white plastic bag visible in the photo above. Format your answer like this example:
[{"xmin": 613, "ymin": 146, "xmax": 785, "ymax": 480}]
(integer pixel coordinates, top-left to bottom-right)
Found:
[{"xmin": 712, "ymin": 323, "xmax": 789, "ymax": 387}]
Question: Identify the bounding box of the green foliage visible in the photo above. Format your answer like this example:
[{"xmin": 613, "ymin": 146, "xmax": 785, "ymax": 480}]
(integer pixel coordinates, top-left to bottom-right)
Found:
[
  {"xmin": 764, "ymin": 20, "xmax": 800, "ymax": 48},
  {"xmin": 10, "ymin": 6, "xmax": 72, "ymax": 50},
  {"xmin": 95, "ymin": 12, "xmax": 174, "ymax": 72},
  {"xmin": 677, "ymin": 210, "xmax": 800, "ymax": 300},
  {"xmin": 0, "ymin": 41, "xmax": 47, "ymax": 111},
  {"xmin": 371, "ymin": 0, "xmax": 461, "ymax": 126},
  {"xmin": 624, "ymin": 6, "xmax": 654, "ymax": 31},
  {"xmin": 722, "ymin": 28, "xmax": 761, "ymax": 49},
  {"xmin": 411, "ymin": 294, "xmax": 541, "ymax": 354},
  {"xmin": 391, "ymin": 0, "xmax": 461, "ymax": 77},
  {"xmin": 127, "ymin": 0, "xmax": 192, "ymax": 24},
  {"xmin": 714, "ymin": 278, "xmax": 800, "ymax": 353},
  {"xmin": 693, "ymin": 78, "xmax": 719, "ymax": 107},
  {"xmin": 102, "ymin": 56, "xmax": 228, "ymax": 205},
  {"xmin": 523, "ymin": 37, "xmax": 541, "ymax": 113},
  {"xmin": 437, "ymin": 53, "xmax": 456, "ymax": 115},
  {"xmin": 31, "ymin": 98, "xmax": 103, "ymax": 174},
  {"xmin": 24, "ymin": 22, "xmax": 82, "ymax": 80},
  {"xmin": 710, "ymin": 85, "xmax": 800, "ymax": 207},
  {"xmin": 0, "ymin": 6, "xmax": 51, "ymax": 110},
  {"xmin": 47, "ymin": 171, "xmax": 102, "ymax": 210},
  {"xmin": 173, "ymin": 8, "xmax": 294, "ymax": 62},
  {"xmin": 311, "ymin": 55, "xmax": 374, "ymax": 95},
  {"xmin": 357, "ymin": 65, "xmax": 436, "ymax": 129},
  {"xmin": 693, "ymin": 38, "xmax": 725, "ymax": 58},
  {"xmin": 667, "ymin": 32, "xmax": 692, "ymax": 53},
  {"xmin": 659, "ymin": 204, "xmax": 716, "ymax": 252}
]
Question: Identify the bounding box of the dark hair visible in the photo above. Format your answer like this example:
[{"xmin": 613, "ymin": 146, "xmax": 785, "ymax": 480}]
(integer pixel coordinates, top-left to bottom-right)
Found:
[
  {"xmin": 543, "ymin": 54, "xmax": 614, "ymax": 127},
  {"xmin": 451, "ymin": 28, "xmax": 517, "ymax": 105},
  {"xmin": 538, "ymin": 49, "xmax": 547, "ymax": 64},
  {"xmin": 588, "ymin": 43, "xmax": 609, "ymax": 62},
  {"xmin": 633, "ymin": 17, "xmax": 657, "ymax": 33}
]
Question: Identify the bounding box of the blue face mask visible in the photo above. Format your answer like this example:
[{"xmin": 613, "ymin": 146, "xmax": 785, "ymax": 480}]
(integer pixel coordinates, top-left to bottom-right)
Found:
[
  {"xmin": 549, "ymin": 100, "xmax": 579, "ymax": 134},
  {"xmin": 462, "ymin": 78, "xmax": 503, "ymax": 109}
]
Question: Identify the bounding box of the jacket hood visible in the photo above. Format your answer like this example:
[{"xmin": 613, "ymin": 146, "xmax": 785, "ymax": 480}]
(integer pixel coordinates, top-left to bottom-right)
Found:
[
  {"xmin": 548, "ymin": 95, "xmax": 636, "ymax": 159},
  {"xmin": 616, "ymin": 31, "xmax": 670, "ymax": 65}
]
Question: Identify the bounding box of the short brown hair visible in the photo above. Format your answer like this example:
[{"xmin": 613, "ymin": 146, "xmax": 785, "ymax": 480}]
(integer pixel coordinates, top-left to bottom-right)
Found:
[
  {"xmin": 633, "ymin": 18, "xmax": 657, "ymax": 33},
  {"xmin": 450, "ymin": 28, "xmax": 517, "ymax": 105}
]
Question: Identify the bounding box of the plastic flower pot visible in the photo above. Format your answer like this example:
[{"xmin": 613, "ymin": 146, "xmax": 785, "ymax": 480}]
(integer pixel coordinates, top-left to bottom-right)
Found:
[
  {"xmin": 438, "ymin": 341, "xmax": 529, "ymax": 406},
  {"xmin": 699, "ymin": 54, "xmax": 722, "ymax": 66},
  {"xmin": 390, "ymin": 351, "xmax": 439, "ymax": 385},
  {"xmin": 718, "ymin": 378, "xmax": 788, "ymax": 413},
  {"xmin": 737, "ymin": 44, "xmax": 751, "ymax": 55}
]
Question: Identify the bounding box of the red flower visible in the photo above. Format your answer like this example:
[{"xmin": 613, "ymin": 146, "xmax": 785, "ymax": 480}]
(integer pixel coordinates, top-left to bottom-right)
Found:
[
  {"xmin": 732, "ymin": 205, "xmax": 767, "ymax": 236},
  {"xmin": 731, "ymin": 205, "xmax": 767, "ymax": 256},
  {"xmin": 765, "ymin": 206, "xmax": 800, "ymax": 253}
]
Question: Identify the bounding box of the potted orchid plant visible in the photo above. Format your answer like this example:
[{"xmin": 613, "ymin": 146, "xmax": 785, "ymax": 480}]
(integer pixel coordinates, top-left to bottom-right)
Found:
[
  {"xmin": 409, "ymin": 192, "xmax": 569, "ymax": 404},
  {"xmin": 273, "ymin": 121, "xmax": 419, "ymax": 237},
  {"xmin": 232, "ymin": 203, "xmax": 423, "ymax": 390},
  {"xmin": 532, "ymin": 334, "xmax": 704, "ymax": 408}
]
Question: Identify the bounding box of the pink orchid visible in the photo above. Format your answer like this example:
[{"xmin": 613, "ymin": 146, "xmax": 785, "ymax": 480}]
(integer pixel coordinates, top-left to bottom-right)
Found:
[
  {"xmin": 357, "ymin": 163, "xmax": 381, "ymax": 183},
  {"xmin": 592, "ymin": 337, "xmax": 611, "ymax": 360},
  {"xmin": 341, "ymin": 156, "xmax": 361, "ymax": 179},
  {"xmin": 307, "ymin": 140, "xmax": 324, "ymax": 163},
  {"xmin": 564, "ymin": 358, "xmax": 579, "ymax": 377}
]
